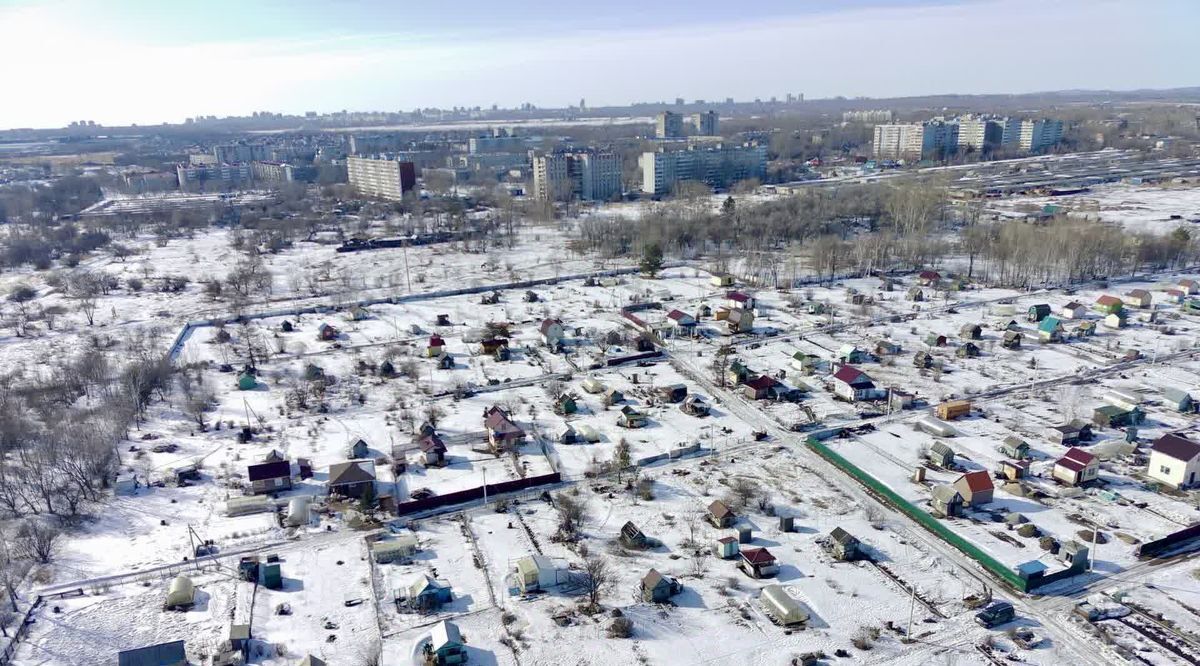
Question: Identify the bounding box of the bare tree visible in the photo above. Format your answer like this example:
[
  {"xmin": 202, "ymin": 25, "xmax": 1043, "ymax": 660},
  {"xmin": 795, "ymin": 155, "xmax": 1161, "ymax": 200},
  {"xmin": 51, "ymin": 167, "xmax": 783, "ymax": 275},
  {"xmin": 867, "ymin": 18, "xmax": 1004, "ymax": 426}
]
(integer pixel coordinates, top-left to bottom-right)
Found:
[
  {"xmin": 581, "ymin": 551, "xmax": 613, "ymax": 609},
  {"xmin": 17, "ymin": 520, "xmax": 60, "ymax": 563},
  {"xmin": 554, "ymin": 492, "xmax": 588, "ymax": 541}
]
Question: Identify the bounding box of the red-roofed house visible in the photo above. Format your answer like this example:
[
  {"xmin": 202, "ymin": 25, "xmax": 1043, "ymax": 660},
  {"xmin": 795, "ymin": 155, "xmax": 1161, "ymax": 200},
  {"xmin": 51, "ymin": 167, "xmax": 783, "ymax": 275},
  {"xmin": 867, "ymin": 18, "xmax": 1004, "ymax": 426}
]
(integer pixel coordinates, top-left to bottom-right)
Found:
[
  {"xmin": 739, "ymin": 547, "xmax": 779, "ymax": 578},
  {"xmin": 743, "ymin": 375, "xmax": 781, "ymax": 400},
  {"xmin": 726, "ymin": 291, "xmax": 755, "ymax": 310},
  {"xmin": 426, "ymin": 335, "xmax": 446, "ymax": 358},
  {"xmin": 1053, "ymin": 448, "xmax": 1098, "ymax": 486},
  {"xmin": 539, "ymin": 319, "xmax": 565, "ymax": 347},
  {"xmin": 831, "ymin": 365, "xmax": 876, "ymax": 402},
  {"xmin": 952, "ymin": 470, "xmax": 994, "ymax": 506},
  {"xmin": 666, "ymin": 309, "xmax": 696, "ymax": 333},
  {"xmin": 917, "ymin": 270, "xmax": 941, "ymax": 286},
  {"xmin": 484, "ymin": 405, "xmax": 526, "ymax": 452},
  {"xmin": 1148, "ymin": 433, "xmax": 1200, "ymax": 488},
  {"xmin": 1095, "ymin": 295, "xmax": 1124, "ymax": 315}
]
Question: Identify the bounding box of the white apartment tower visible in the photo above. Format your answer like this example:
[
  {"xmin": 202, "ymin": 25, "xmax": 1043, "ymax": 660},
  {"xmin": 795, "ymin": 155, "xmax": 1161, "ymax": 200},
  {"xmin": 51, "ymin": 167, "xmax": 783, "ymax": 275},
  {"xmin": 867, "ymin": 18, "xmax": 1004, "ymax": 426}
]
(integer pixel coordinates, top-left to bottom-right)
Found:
[
  {"xmin": 639, "ymin": 143, "xmax": 766, "ymax": 195},
  {"xmin": 1019, "ymin": 119, "xmax": 1064, "ymax": 152},
  {"xmin": 346, "ymin": 156, "xmax": 416, "ymax": 200},
  {"xmin": 655, "ymin": 111, "xmax": 684, "ymax": 139},
  {"xmin": 533, "ymin": 152, "xmax": 622, "ymax": 201},
  {"xmin": 872, "ymin": 124, "xmax": 925, "ymax": 159},
  {"xmin": 690, "ymin": 111, "xmax": 719, "ymax": 136}
]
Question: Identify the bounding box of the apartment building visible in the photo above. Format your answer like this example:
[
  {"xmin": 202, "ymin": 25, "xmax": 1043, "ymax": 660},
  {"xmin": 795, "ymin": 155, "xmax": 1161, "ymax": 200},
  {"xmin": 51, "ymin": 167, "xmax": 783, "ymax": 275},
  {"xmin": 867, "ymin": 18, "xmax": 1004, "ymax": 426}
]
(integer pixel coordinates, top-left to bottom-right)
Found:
[
  {"xmin": 872, "ymin": 124, "xmax": 925, "ymax": 159},
  {"xmin": 655, "ymin": 111, "xmax": 684, "ymax": 139},
  {"xmin": 955, "ymin": 116, "xmax": 1004, "ymax": 152},
  {"xmin": 639, "ymin": 143, "xmax": 767, "ymax": 195},
  {"xmin": 920, "ymin": 119, "xmax": 960, "ymax": 160},
  {"xmin": 468, "ymin": 136, "xmax": 526, "ymax": 154},
  {"xmin": 1019, "ymin": 119, "xmax": 1064, "ymax": 153},
  {"xmin": 690, "ymin": 111, "xmax": 719, "ymax": 136},
  {"xmin": 176, "ymin": 163, "xmax": 253, "ymax": 190},
  {"xmin": 250, "ymin": 161, "xmax": 318, "ymax": 183},
  {"xmin": 212, "ymin": 143, "xmax": 268, "ymax": 164},
  {"xmin": 843, "ymin": 110, "xmax": 894, "ymax": 123},
  {"xmin": 532, "ymin": 151, "xmax": 622, "ymax": 202},
  {"xmin": 348, "ymin": 134, "xmax": 407, "ymax": 155},
  {"xmin": 347, "ymin": 156, "xmax": 417, "ymax": 200}
]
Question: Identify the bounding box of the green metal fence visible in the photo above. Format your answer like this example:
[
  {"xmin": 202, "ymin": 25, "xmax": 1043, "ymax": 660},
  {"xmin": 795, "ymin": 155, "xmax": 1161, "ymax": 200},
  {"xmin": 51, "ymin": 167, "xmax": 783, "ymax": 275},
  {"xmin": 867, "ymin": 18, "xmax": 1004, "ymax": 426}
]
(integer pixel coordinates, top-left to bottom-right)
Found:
[{"xmin": 806, "ymin": 436, "xmax": 1029, "ymax": 592}]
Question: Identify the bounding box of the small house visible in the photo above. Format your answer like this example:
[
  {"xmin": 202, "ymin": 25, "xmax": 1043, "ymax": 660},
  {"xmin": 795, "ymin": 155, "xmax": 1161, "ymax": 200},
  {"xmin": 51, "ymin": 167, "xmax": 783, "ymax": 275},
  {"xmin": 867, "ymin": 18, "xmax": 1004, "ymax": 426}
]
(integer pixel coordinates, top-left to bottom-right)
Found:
[
  {"xmin": 513, "ymin": 554, "xmax": 559, "ymax": 593},
  {"xmin": 1148, "ymin": 433, "xmax": 1200, "ymax": 488},
  {"xmin": 1061, "ymin": 302, "xmax": 1087, "ymax": 319},
  {"xmin": 1095, "ymin": 295, "xmax": 1124, "ymax": 315},
  {"xmin": 681, "ymin": 395, "xmax": 710, "ymax": 416},
  {"xmin": 923, "ymin": 333, "xmax": 948, "ymax": 347},
  {"xmin": 889, "ymin": 388, "xmax": 915, "ymax": 411},
  {"xmin": 641, "ymin": 569, "xmax": 682, "ymax": 603},
  {"xmin": 1027, "ymin": 304, "xmax": 1051, "ymax": 322},
  {"xmin": 398, "ymin": 573, "xmax": 453, "ymax": 611},
  {"xmin": 760, "ymin": 585, "xmax": 810, "ymax": 627},
  {"xmin": 727, "ymin": 291, "xmax": 755, "ymax": 310},
  {"xmin": 1164, "ymin": 288, "xmax": 1186, "ymax": 304},
  {"xmin": 710, "ymin": 273, "xmax": 734, "ymax": 287},
  {"xmin": 1001, "ymin": 330, "xmax": 1022, "ymax": 349},
  {"xmin": 953, "ymin": 471, "xmax": 994, "ymax": 506},
  {"xmin": 956, "ymin": 342, "xmax": 980, "ymax": 358},
  {"xmin": 1053, "ymin": 448, "xmax": 1099, "ymax": 486},
  {"xmin": 1126, "ymin": 289, "xmax": 1152, "ymax": 308},
  {"xmin": 836, "ymin": 344, "xmax": 868, "ymax": 364},
  {"xmin": 658, "ymin": 384, "xmax": 688, "ymax": 403},
  {"xmin": 371, "ymin": 535, "xmax": 420, "ymax": 563},
  {"xmin": 831, "ymin": 365, "xmax": 876, "ymax": 402},
  {"xmin": 118, "ymin": 641, "xmax": 188, "ymax": 666},
  {"xmin": 935, "ymin": 399, "xmax": 971, "ymax": 421},
  {"xmin": 906, "ymin": 286, "xmax": 925, "ymax": 302},
  {"xmin": 927, "ymin": 441, "xmax": 955, "ymax": 467},
  {"xmin": 713, "ymin": 535, "xmax": 739, "ymax": 559},
  {"xmin": 917, "ymin": 270, "xmax": 941, "ymax": 286},
  {"xmin": 327, "ymin": 460, "xmax": 376, "ymax": 498},
  {"xmin": 930, "ymin": 485, "xmax": 963, "ymax": 517},
  {"xmin": 558, "ymin": 424, "xmax": 578, "ymax": 444},
  {"xmin": 347, "ymin": 439, "xmax": 370, "ymax": 459},
  {"xmin": 1163, "ymin": 387, "xmax": 1194, "ymax": 412},
  {"xmin": 707, "ymin": 500, "xmax": 736, "ymax": 528},
  {"xmin": 620, "ymin": 521, "xmax": 649, "ymax": 549},
  {"xmin": 484, "ymin": 405, "xmax": 526, "ymax": 450},
  {"xmin": 317, "ymin": 323, "xmax": 339, "ymax": 341},
  {"xmin": 1000, "ymin": 459, "xmax": 1030, "ymax": 481},
  {"xmin": 246, "ymin": 460, "xmax": 292, "ymax": 495},
  {"xmin": 1037, "ymin": 316, "xmax": 1064, "ymax": 342},
  {"xmin": 739, "ymin": 547, "xmax": 779, "ymax": 578},
  {"xmin": 426, "ymin": 335, "xmax": 446, "ymax": 358},
  {"xmin": 603, "ymin": 388, "xmax": 625, "ymax": 406},
  {"xmin": 913, "ymin": 350, "xmax": 934, "ymax": 369},
  {"xmin": 1045, "ymin": 421, "xmax": 1093, "ymax": 446},
  {"xmin": 1000, "ymin": 436, "xmax": 1030, "ymax": 459},
  {"xmin": 417, "ymin": 432, "xmax": 448, "ymax": 466},
  {"xmin": 1093, "ymin": 404, "xmax": 1142, "ymax": 428},
  {"xmin": 1104, "ymin": 311, "xmax": 1127, "ymax": 329},
  {"xmin": 724, "ymin": 307, "xmax": 755, "ymax": 334},
  {"xmin": 1179, "ymin": 278, "xmax": 1199, "ymax": 295},
  {"xmin": 959, "ymin": 323, "xmax": 983, "ymax": 340},
  {"xmin": 666, "ymin": 309, "xmax": 697, "ymax": 334},
  {"xmin": 743, "ymin": 375, "xmax": 781, "ymax": 401},
  {"xmin": 554, "ymin": 393, "xmax": 579, "ymax": 415},
  {"xmin": 540, "ymin": 318, "xmax": 565, "ymax": 347},
  {"xmin": 429, "ymin": 620, "xmax": 467, "ymax": 665},
  {"xmin": 875, "ymin": 340, "xmax": 902, "ymax": 356},
  {"xmin": 790, "ymin": 353, "xmax": 818, "ymax": 373},
  {"xmin": 828, "ymin": 527, "xmax": 862, "ymax": 561},
  {"xmin": 617, "ymin": 405, "xmax": 648, "ymax": 428}
]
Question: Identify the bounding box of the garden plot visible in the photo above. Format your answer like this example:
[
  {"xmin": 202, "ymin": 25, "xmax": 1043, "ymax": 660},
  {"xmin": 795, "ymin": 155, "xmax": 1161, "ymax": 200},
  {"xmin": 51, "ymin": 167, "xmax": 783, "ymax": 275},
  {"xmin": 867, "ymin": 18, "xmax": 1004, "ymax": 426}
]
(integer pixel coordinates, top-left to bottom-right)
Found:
[
  {"xmin": 17, "ymin": 570, "xmax": 236, "ymax": 665},
  {"xmin": 251, "ymin": 537, "xmax": 381, "ymax": 665},
  {"xmin": 381, "ymin": 607, "xmax": 516, "ymax": 666},
  {"xmin": 988, "ymin": 183, "xmax": 1200, "ymax": 235}
]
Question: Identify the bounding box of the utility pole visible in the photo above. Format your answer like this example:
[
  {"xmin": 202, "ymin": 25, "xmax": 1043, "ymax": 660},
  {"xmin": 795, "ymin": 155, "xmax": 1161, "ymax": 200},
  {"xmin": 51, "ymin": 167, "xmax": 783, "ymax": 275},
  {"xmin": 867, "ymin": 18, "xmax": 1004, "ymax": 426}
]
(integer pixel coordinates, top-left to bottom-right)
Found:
[
  {"xmin": 402, "ymin": 243, "xmax": 412, "ymax": 293},
  {"xmin": 482, "ymin": 468, "xmax": 488, "ymax": 507}
]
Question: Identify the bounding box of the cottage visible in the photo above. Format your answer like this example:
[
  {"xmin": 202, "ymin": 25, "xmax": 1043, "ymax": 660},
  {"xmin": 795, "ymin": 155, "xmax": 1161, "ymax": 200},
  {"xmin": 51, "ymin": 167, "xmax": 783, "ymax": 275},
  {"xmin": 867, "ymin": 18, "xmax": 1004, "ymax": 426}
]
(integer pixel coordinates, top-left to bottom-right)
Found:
[
  {"xmin": 538, "ymin": 318, "xmax": 565, "ymax": 348},
  {"xmin": 1180, "ymin": 278, "xmax": 1199, "ymax": 295},
  {"xmin": 906, "ymin": 286, "xmax": 925, "ymax": 302},
  {"xmin": 327, "ymin": 460, "xmax": 376, "ymax": 498},
  {"xmin": 953, "ymin": 471, "xmax": 994, "ymax": 506},
  {"xmin": 790, "ymin": 353, "xmax": 819, "ymax": 373},
  {"xmin": 913, "ymin": 350, "xmax": 934, "ymax": 369},
  {"xmin": 554, "ymin": 393, "xmax": 579, "ymax": 415},
  {"xmin": 603, "ymin": 388, "xmax": 625, "ymax": 406},
  {"xmin": 917, "ymin": 270, "xmax": 941, "ymax": 286},
  {"xmin": 927, "ymin": 441, "xmax": 955, "ymax": 467},
  {"xmin": 760, "ymin": 585, "xmax": 810, "ymax": 626},
  {"xmin": 512, "ymin": 554, "xmax": 559, "ymax": 593},
  {"xmin": 836, "ymin": 344, "xmax": 868, "ymax": 364},
  {"xmin": 1164, "ymin": 288, "xmax": 1186, "ymax": 304},
  {"xmin": 1000, "ymin": 436, "xmax": 1030, "ymax": 459},
  {"xmin": 1095, "ymin": 295, "xmax": 1124, "ymax": 315},
  {"xmin": 398, "ymin": 573, "xmax": 453, "ymax": 611},
  {"xmin": 484, "ymin": 405, "xmax": 526, "ymax": 450},
  {"xmin": 1045, "ymin": 421, "xmax": 1093, "ymax": 446},
  {"xmin": 1038, "ymin": 316, "xmax": 1064, "ymax": 342},
  {"xmin": 930, "ymin": 484, "xmax": 963, "ymax": 517},
  {"xmin": 1163, "ymin": 387, "xmax": 1194, "ymax": 412},
  {"xmin": 724, "ymin": 307, "xmax": 755, "ymax": 334},
  {"xmin": 418, "ymin": 432, "xmax": 448, "ymax": 466},
  {"xmin": 831, "ymin": 365, "xmax": 876, "ymax": 402},
  {"xmin": 959, "ymin": 323, "xmax": 983, "ymax": 340},
  {"xmin": 246, "ymin": 460, "xmax": 292, "ymax": 495},
  {"xmin": 617, "ymin": 405, "xmax": 649, "ymax": 428},
  {"xmin": 118, "ymin": 641, "xmax": 188, "ymax": 666},
  {"xmin": 875, "ymin": 340, "xmax": 902, "ymax": 356},
  {"xmin": 1053, "ymin": 448, "xmax": 1099, "ymax": 486},
  {"xmin": 726, "ymin": 291, "xmax": 755, "ymax": 310},
  {"xmin": 999, "ymin": 459, "xmax": 1030, "ymax": 481},
  {"xmin": 428, "ymin": 620, "xmax": 467, "ymax": 665},
  {"xmin": 620, "ymin": 521, "xmax": 649, "ymax": 549},
  {"xmin": 707, "ymin": 500, "xmax": 736, "ymax": 528},
  {"xmin": 317, "ymin": 323, "xmax": 339, "ymax": 341},
  {"xmin": 347, "ymin": 439, "xmax": 370, "ymax": 459},
  {"xmin": 713, "ymin": 535, "xmax": 739, "ymax": 559},
  {"xmin": 739, "ymin": 547, "xmax": 779, "ymax": 578},
  {"xmin": 889, "ymin": 388, "xmax": 915, "ymax": 411},
  {"xmin": 426, "ymin": 335, "xmax": 446, "ymax": 358},
  {"xmin": 372, "ymin": 535, "xmax": 419, "ymax": 563},
  {"xmin": 658, "ymin": 383, "xmax": 688, "ymax": 403},
  {"xmin": 956, "ymin": 342, "xmax": 981, "ymax": 358},
  {"xmin": 1104, "ymin": 311, "xmax": 1128, "ymax": 329},
  {"xmin": 1028, "ymin": 304, "xmax": 1051, "ymax": 322},
  {"xmin": 1002, "ymin": 330, "xmax": 1023, "ymax": 349},
  {"xmin": 1126, "ymin": 289, "xmax": 1152, "ymax": 308},
  {"xmin": 743, "ymin": 375, "xmax": 781, "ymax": 401},
  {"xmin": 1061, "ymin": 302, "xmax": 1088, "ymax": 319},
  {"xmin": 1148, "ymin": 433, "xmax": 1200, "ymax": 488},
  {"xmin": 923, "ymin": 333, "xmax": 948, "ymax": 347},
  {"xmin": 1092, "ymin": 404, "xmax": 1142, "ymax": 428},
  {"xmin": 828, "ymin": 527, "xmax": 862, "ymax": 561},
  {"xmin": 935, "ymin": 399, "xmax": 971, "ymax": 421},
  {"xmin": 710, "ymin": 273, "xmax": 734, "ymax": 287},
  {"xmin": 681, "ymin": 395, "xmax": 710, "ymax": 416},
  {"xmin": 666, "ymin": 309, "xmax": 697, "ymax": 334},
  {"xmin": 641, "ymin": 569, "xmax": 682, "ymax": 603}
]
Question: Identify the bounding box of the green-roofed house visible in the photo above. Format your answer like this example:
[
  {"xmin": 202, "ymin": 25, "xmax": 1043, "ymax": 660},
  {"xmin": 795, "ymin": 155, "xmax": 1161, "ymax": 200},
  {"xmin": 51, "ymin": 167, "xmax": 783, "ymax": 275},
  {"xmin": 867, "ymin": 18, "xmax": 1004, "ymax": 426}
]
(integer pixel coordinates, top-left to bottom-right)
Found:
[{"xmin": 1038, "ymin": 316, "xmax": 1064, "ymax": 342}]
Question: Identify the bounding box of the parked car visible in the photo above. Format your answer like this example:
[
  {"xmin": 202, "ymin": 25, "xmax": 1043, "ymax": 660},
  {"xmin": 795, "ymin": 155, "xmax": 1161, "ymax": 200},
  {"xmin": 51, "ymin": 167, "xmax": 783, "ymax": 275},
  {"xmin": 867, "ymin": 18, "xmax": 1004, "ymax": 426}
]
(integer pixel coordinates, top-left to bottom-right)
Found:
[{"xmin": 975, "ymin": 601, "xmax": 1015, "ymax": 628}]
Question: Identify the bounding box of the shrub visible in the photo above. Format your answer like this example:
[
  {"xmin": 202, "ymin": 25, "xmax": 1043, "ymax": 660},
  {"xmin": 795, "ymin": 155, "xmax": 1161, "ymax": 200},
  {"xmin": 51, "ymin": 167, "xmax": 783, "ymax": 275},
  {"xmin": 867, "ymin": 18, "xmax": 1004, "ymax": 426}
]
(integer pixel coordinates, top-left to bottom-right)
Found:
[{"xmin": 607, "ymin": 617, "xmax": 633, "ymax": 638}]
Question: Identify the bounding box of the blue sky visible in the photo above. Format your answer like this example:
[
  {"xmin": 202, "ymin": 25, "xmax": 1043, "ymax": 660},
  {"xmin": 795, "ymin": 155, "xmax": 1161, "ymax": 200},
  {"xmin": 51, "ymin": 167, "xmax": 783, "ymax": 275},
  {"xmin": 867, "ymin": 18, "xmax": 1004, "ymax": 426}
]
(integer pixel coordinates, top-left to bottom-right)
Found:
[{"xmin": 0, "ymin": 0, "xmax": 1195, "ymax": 129}]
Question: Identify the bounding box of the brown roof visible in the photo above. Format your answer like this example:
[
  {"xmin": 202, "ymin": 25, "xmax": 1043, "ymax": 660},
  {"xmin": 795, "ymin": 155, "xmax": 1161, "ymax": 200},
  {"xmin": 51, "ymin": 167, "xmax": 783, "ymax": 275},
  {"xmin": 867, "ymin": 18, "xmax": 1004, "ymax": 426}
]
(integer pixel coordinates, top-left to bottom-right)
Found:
[
  {"xmin": 955, "ymin": 470, "xmax": 994, "ymax": 493},
  {"xmin": 1062, "ymin": 447, "xmax": 1095, "ymax": 465},
  {"xmin": 642, "ymin": 569, "xmax": 668, "ymax": 589},
  {"xmin": 1096, "ymin": 295, "xmax": 1122, "ymax": 306},
  {"xmin": 417, "ymin": 433, "xmax": 447, "ymax": 453},
  {"xmin": 247, "ymin": 460, "xmax": 290, "ymax": 482},
  {"xmin": 741, "ymin": 547, "xmax": 776, "ymax": 565},
  {"xmin": 1151, "ymin": 433, "xmax": 1200, "ymax": 461},
  {"xmin": 328, "ymin": 460, "xmax": 375, "ymax": 486},
  {"xmin": 708, "ymin": 500, "xmax": 733, "ymax": 519}
]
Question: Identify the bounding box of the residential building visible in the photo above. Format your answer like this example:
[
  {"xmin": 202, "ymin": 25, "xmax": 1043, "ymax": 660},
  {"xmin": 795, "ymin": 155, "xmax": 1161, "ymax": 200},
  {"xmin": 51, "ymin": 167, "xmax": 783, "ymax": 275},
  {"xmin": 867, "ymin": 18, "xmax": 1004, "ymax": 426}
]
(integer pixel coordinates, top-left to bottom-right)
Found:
[
  {"xmin": 246, "ymin": 460, "xmax": 292, "ymax": 495},
  {"xmin": 639, "ymin": 143, "xmax": 767, "ymax": 194},
  {"xmin": 843, "ymin": 109, "xmax": 893, "ymax": 123},
  {"xmin": 532, "ymin": 151, "xmax": 622, "ymax": 202},
  {"xmin": 1019, "ymin": 119, "xmax": 1064, "ymax": 152},
  {"xmin": 327, "ymin": 459, "xmax": 376, "ymax": 498},
  {"xmin": 872, "ymin": 123, "xmax": 924, "ymax": 159},
  {"xmin": 831, "ymin": 365, "xmax": 876, "ymax": 402},
  {"xmin": 999, "ymin": 118, "xmax": 1024, "ymax": 148},
  {"xmin": 176, "ymin": 163, "xmax": 252, "ymax": 190},
  {"xmin": 348, "ymin": 134, "xmax": 406, "ymax": 155},
  {"xmin": 1148, "ymin": 433, "xmax": 1200, "ymax": 488},
  {"xmin": 250, "ymin": 161, "xmax": 317, "ymax": 183},
  {"xmin": 920, "ymin": 119, "xmax": 960, "ymax": 160},
  {"xmin": 468, "ymin": 135, "xmax": 525, "ymax": 153},
  {"xmin": 690, "ymin": 110, "xmax": 719, "ymax": 136},
  {"xmin": 213, "ymin": 142, "xmax": 268, "ymax": 164},
  {"xmin": 1053, "ymin": 448, "xmax": 1099, "ymax": 486},
  {"xmin": 739, "ymin": 547, "xmax": 779, "ymax": 578},
  {"xmin": 655, "ymin": 111, "xmax": 684, "ymax": 138},
  {"xmin": 955, "ymin": 116, "xmax": 1004, "ymax": 153},
  {"xmin": 347, "ymin": 156, "xmax": 416, "ymax": 200},
  {"xmin": 953, "ymin": 471, "xmax": 995, "ymax": 506}
]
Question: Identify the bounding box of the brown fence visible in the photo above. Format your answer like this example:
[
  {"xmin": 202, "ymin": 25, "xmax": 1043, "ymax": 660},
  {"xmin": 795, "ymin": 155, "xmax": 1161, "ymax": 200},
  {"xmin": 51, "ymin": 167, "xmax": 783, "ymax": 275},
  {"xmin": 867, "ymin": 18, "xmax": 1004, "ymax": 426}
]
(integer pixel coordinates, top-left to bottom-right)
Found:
[
  {"xmin": 394, "ymin": 472, "xmax": 562, "ymax": 516},
  {"xmin": 1136, "ymin": 522, "xmax": 1200, "ymax": 558}
]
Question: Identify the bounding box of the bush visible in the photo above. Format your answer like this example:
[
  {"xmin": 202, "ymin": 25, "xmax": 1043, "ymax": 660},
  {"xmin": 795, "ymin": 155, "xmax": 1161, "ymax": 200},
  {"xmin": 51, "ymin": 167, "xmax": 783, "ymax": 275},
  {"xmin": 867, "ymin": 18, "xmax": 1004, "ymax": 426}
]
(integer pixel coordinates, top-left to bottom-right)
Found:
[
  {"xmin": 607, "ymin": 617, "xmax": 633, "ymax": 638},
  {"xmin": 127, "ymin": 277, "xmax": 144, "ymax": 292}
]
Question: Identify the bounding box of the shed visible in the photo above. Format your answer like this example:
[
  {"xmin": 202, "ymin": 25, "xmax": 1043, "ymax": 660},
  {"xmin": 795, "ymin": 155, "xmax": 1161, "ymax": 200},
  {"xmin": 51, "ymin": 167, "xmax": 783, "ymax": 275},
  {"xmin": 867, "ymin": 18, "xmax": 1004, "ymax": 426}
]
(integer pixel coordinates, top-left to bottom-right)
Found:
[
  {"xmin": 372, "ymin": 534, "xmax": 419, "ymax": 563},
  {"xmin": 681, "ymin": 395, "xmax": 710, "ymax": 416},
  {"xmin": 603, "ymin": 388, "xmax": 625, "ymax": 405},
  {"xmin": 956, "ymin": 342, "xmax": 980, "ymax": 358},
  {"xmin": 658, "ymin": 384, "xmax": 689, "ymax": 403},
  {"xmin": 513, "ymin": 554, "xmax": 559, "ymax": 593},
  {"xmin": 118, "ymin": 641, "xmax": 188, "ymax": 666},
  {"xmin": 714, "ymin": 535, "xmax": 739, "ymax": 559},
  {"xmin": 923, "ymin": 333, "xmax": 947, "ymax": 347},
  {"xmin": 1000, "ymin": 436, "xmax": 1030, "ymax": 459},
  {"xmin": 913, "ymin": 350, "xmax": 934, "ymax": 369},
  {"xmin": 1061, "ymin": 302, "xmax": 1088, "ymax": 319},
  {"xmin": 760, "ymin": 585, "xmax": 810, "ymax": 626},
  {"xmin": 828, "ymin": 527, "xmax": 862, "ymax": 561},
  {"xmin": 260, "ymin": 562, "xmax": 282, "ymax": 589},
  {"xmin": 228, "ymin": 624, "xmax": 250, "ymax": 653},
  {"xmin": 398, "ymin": 573, "xmax": 453, "ymax": 610},
  {"xmin": 836, "ymin": 344, "xmax": 868, "ymax": 363},
  {"xmin": 164, "ymin": 575, "xmax": 195, "ymax": 610},
  {"xmin": 707, "ymin": 500, "xmax": 735, "ymax": 528},
  {"xmin": 1000, "ymin": 459, "xmax": 1030, "ymax": 481},
  {"xmin": 429, "ymin": 620, "xmax": 467, "ymax": 665},
  {"xmin": 935, "ymin": 399, "xmax": 971, "ymax": 421},
  {"xmin": 959, "ymin": 323, "xmax": 982, "ymax": 340},
  {"xmin": 739, "ymin": 547, "xmax": 779, "ymax": 578},
  {"xmin": 1027, "ymin": 304, "xmax": 1051, "ymax": 322},
  {"xmin": 620, "ymin": 521, "xmax": 648, "ymax": 549},
  {"xmin": 1001, "ymin": 330, "xmax": 1022, "ymax": 349},
  {"xmin": 641, "ymin": 569, "xmax": 682, "ymax": 603},
  {"xmin": 930, "ymin": 484, "xmax": 963, "ymax": 517},
  {"xmin": 1163, "ymin": 388, "xmax": 1194, "ymax": 413}
]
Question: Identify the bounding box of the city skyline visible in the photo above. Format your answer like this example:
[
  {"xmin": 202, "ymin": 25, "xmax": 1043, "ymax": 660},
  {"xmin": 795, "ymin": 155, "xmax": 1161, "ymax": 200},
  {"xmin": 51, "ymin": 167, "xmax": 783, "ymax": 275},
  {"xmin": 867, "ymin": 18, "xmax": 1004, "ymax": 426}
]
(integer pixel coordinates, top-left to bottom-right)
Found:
[{"xmin": 0, "ymin": 0, "xmax": 1195, "ymax": 130}]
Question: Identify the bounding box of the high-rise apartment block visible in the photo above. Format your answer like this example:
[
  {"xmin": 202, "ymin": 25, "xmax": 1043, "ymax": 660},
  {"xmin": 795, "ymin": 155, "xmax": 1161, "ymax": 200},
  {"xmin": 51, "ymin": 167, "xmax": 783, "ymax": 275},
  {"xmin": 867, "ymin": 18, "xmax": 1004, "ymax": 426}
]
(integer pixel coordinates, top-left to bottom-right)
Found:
[
  {"xmin": 532, "ymin": 151, "xmax": 622, "ymax": 202},
  {"xmin": 872, "ymin": 124, "xmax": 926, "ymax": 159},
  {"xmin": 176, "ymin": 163, "xmax": 252, "ymax": 190},
  {"xmin": 1018, "ymin": 119, "xmax": 1064, "ymax": 153},
  {"xmin": 639, "ymin": 143, "xmax": 766, "ymax": 195},
  {"xmin": 212, "ymin": 142, "xmax": 268, "ymax": 164},
  {"xmin": 347, "ymin": 156, "xmax": 417, "ymax": 200},
  {"xmin": 690, "ymin": 111, "xmax": 719, "ymax": 136},
  {"xmin": 843, "ymin": 110, "xmax": 894, "ymax": 123},
  {"xmin": 655, "ymin": 111, "xmax": 684, "ymax": 139}
]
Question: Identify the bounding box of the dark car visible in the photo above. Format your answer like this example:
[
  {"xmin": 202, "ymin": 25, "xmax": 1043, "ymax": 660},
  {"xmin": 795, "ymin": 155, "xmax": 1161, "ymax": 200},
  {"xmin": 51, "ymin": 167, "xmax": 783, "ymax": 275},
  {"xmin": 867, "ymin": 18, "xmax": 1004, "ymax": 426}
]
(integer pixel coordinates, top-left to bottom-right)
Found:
[{"xmin": 975, "ymin": 601, "xmax": 1015, "ymax": 628}]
